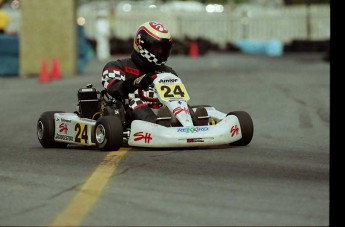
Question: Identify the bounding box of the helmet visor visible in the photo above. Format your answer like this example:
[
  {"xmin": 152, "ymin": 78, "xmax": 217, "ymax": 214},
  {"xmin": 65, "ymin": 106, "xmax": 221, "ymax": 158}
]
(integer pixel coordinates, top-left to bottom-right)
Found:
[{"xmin": 151, "ymin": 39, "xmax": 172, "ymax": 62}]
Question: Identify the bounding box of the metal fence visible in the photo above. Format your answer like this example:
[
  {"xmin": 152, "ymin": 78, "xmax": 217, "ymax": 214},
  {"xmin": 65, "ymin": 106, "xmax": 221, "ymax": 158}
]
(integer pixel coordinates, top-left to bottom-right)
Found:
[{"xmin": 79, "ymin": 4, "xmax": 330, "ymax": 46}]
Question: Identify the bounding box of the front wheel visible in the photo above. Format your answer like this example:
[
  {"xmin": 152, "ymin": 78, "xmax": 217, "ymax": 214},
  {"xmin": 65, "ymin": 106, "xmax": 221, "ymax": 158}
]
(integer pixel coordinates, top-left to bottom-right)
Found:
[
  {"xmin": 95, "ymin": 116, "xmax": 123, "ymax": 151},
  {"xmin": 227, "ymin": 111, "xmax": 254, "ymax": 146},
  {"xmin": 37, "ymin": 111, "xmax": 68, "ymax": 148}
]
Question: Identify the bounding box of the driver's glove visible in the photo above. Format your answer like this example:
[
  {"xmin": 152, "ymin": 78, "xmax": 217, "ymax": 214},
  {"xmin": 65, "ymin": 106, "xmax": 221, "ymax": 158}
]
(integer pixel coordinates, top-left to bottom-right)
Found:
[
  {"xmin": 133, "ymin": 74, "xmax": 153, "ymax": 90},
  {"xmin": 122, "ymin": 74, "xmax": 155, "ymax": 94}
]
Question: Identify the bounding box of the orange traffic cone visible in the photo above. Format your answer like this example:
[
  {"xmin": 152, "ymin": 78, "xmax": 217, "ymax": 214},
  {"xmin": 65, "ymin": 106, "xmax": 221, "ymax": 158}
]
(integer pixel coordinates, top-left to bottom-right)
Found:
[
  {"xmin": 51, "ymin": 57, "xmax": 61, "ymax": 80},
  {"xmin": 189, "ymin": 41, "xmax": 199, "ymax": 58},
  {"xmin": 39, "ymin": 59, "xmax": 50, "ymax": 83}
]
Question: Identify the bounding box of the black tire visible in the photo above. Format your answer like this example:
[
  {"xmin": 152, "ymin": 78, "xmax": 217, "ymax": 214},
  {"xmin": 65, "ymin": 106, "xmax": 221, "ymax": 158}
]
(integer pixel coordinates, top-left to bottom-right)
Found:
[
  {"xmin": 37, "ymin": 111, "xmax": 68, "ymax": 148},
  {"xmin": 227, "ymin": 111, "xmax": 254, "ymax": 146},
  {"xmin": 95, "ymin": 116, "xmax": 123, "ymax": 151}
]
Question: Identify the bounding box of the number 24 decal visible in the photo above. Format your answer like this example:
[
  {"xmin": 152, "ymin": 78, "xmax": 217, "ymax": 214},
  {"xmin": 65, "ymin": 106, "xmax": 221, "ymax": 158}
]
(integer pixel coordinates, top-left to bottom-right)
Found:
[
  {"xmin": 160, "ymin": 85, "xmax": 185, "ymax": 98},
  {"xmin": 74, "ymin": 123, "xmax": 88, "ymax": 144},
  {"xmin": 157, "ymin": 83, "xmax": 189, "ymax": 101}
]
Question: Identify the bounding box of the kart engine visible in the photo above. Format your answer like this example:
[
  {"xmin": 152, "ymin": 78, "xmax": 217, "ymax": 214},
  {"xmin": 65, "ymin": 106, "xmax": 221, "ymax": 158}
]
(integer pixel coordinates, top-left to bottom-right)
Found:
[{"xmin": 77, "ymin": 84, "xmax": 100, "ymax": 119}]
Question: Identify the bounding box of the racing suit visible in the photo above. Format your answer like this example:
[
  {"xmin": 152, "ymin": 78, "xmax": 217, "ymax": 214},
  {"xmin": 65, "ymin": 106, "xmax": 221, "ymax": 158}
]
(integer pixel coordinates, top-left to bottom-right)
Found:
[{"xmin": 101, "ymin": 51, "xmax": 178, "ymax": 125}]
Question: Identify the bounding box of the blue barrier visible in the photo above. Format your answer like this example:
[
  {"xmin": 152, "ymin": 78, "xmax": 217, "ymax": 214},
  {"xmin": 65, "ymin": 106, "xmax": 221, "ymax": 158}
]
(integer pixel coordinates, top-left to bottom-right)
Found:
[
  {"xmin": 78, "ymin": 25, "xmax": 94, "ymax": 74},
  {"xmin": 235, "ymin": 39, "xmax": 283, "ymax": 57},
  {"xmin": 0, "ymin": 34, "xmax": 19, "ymax": 76},
  {"xmin": 0, "ymin": 26, "xmax": 93, "ymax": 77}
]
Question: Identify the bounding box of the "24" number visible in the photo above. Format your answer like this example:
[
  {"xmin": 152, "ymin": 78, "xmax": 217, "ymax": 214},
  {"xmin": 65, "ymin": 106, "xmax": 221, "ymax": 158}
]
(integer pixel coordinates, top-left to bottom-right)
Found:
[
  {"xmin": 74, "ymin": 123, "xmax": 88, "ymax": 144},
  {"xmin": 160, "ymin": 85, "xmax": 185, "ymax": 98}
]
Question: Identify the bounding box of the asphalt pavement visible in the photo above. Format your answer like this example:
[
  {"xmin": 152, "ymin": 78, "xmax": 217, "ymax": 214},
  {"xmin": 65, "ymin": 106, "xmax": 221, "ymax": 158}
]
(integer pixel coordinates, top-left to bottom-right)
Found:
[{"xmin": 0, "ymin": 52, "xmax": 330, "ymax": 226}]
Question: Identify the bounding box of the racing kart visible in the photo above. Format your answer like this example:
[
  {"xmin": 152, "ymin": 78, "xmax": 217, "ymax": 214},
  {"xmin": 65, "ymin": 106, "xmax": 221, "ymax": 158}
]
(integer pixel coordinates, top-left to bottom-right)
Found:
[{"xmin": 37, "ymin": 73, "xmax": 254, "ymax": 151}]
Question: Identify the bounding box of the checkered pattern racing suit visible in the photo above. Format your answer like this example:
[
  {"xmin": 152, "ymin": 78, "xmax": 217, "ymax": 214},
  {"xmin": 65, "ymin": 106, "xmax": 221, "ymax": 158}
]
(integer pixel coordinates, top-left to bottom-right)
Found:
[{"xmin": 101, "ymin": 51, "xmax": 178, "ymax": 124}]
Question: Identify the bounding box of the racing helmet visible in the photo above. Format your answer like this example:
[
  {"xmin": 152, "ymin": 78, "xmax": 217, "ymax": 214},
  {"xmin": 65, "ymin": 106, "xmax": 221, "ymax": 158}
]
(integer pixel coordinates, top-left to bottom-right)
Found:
[{"xmin": 133, "ymin": 21, "xmax": 172, "ymax": 66}]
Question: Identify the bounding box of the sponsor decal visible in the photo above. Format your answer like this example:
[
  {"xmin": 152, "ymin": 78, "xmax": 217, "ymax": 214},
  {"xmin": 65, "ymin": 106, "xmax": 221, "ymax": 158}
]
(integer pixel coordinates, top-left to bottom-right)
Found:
[
  {"xmin": 230, "ymin": 125, "xmax": 239, "ymax": 137},
  {"xmin": 61, "ymin": 118, "xmax": 71, "ymax": 123},
  {"xmin": 149, "ymin": 22, "xmax": 169, "ymax": 33},
  {"xmin": 133, "ymin": 75, "xmax": 145, "ymax": 86},
  {"xmin": 172, "ymin": 106, "xmax": 189, "ymax": 116},
  {"xmin": 133, "ymin": 132, "xmax": 152, "ymax": 143},
  {"xmin": 158, "ymin": 78, "xmax": 178, "ymax": 83},
  {"xmin": 59, "ymin": 123, "xmax": 68, "ymax": 134},
  {"xmin": 125, "ymin": 66, "xmax": 139, "ymax": 76},
  {"xmin": 177, "ymin": 127, "xmax": 209, "ymax": 133},
  {"xmin": 187, "ymin": 138, "xmax": 204, "ymax": 143},
  {"xmin": 55, "ymin": 133, "xmax": 73, "ymax": 141}
]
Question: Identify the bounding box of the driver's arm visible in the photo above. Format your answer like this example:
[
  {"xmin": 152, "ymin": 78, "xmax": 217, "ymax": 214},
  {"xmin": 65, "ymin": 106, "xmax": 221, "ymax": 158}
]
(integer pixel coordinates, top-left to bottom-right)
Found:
[
  {"xmin": 101, "ymin": 61, "xmax": 153, "ymax": 99},
  {"xmin": 101, "ymin": 61, "xmax": 128, "ymax": 99}
]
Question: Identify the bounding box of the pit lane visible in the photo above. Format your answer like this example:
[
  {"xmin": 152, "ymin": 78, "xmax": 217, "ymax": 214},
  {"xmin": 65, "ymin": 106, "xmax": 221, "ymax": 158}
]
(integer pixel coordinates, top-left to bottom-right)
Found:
[{"xmin": 0, "ymin": 52, "xmax": 329, "ymax": 226}]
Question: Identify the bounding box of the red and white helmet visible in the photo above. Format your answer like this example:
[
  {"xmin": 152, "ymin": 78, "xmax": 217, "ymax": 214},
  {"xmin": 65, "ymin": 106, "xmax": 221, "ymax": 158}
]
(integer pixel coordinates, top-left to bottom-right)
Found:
[{"xmin": 133, "ymin": 21, "xmax": 172, "ymax": 66}]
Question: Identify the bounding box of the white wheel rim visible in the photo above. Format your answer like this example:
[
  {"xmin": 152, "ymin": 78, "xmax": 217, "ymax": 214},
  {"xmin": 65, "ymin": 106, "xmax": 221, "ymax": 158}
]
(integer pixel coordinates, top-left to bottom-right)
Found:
[
  {"xmin": 37, "ymin": 121, "xmax": 44, "ymax": 140},
  {"xmin": 96, "ymin": 124, "xmax": 106, "ymax": 143}
]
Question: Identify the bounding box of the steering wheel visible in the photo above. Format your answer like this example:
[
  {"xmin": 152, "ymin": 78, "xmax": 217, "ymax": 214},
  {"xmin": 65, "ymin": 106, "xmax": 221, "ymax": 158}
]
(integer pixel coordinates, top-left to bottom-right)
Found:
[
  {"xmin": 138, "ymin": 74, "xmax": 159, "ymax": 102},
  {"xmin": 138, "ymin": 88, "xmax": 159, "ymax": 102}
]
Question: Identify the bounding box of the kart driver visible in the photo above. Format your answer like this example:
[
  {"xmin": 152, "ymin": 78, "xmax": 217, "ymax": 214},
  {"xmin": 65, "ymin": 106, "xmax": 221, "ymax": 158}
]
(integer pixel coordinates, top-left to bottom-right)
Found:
[{"xmin": 101, "ymin": 21, "xmax": 177, "ymax": 125}]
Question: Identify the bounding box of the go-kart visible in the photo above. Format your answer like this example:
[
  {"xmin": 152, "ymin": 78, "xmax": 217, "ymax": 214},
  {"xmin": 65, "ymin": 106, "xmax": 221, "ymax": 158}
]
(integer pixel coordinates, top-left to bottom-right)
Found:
[{"xmin": 37, "ymin": 73, "xmax": 254, "ymax": 151}]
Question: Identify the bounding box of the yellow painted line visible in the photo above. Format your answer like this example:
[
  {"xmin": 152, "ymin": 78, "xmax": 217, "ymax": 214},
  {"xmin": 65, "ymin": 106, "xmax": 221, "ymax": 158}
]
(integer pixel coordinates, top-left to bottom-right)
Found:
[{"xmin": 49, "ymin": 148, "xmax": 130, "ymax": 226}]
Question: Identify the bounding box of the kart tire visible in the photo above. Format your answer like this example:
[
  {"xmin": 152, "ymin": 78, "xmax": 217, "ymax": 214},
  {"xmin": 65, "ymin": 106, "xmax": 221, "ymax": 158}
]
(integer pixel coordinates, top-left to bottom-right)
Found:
[
  {"xmin": 227, "ymin": 111, "xmax": 254, "ymax": 146},
  {"xmin": 95, "ymin": 116, "xmax": 123, "ymax": 151},
  {"xmin": 37, "ymin": 111, "xmax": 68, "ymax": 148}
]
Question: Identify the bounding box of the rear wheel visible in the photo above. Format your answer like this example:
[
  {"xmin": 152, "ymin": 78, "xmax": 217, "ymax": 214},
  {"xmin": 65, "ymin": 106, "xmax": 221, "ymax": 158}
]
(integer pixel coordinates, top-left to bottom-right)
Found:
[
  {"xmin": 227, "ymin": 111, "xmax": 254, "ymax": 146},
  {"xmin": 193, "ymin": 106, "xmax": 209, "ymax": 126},
  {"xmin": 37, "ymin": 111, "xmax": 68, "ymax": 148},
  {"xmin": 190, "ymin": 105, "xmax": 213, "ymax": 125},
  {"xmin": 95, "ymin": 116, "xmax": 123, "ymax": 151}
]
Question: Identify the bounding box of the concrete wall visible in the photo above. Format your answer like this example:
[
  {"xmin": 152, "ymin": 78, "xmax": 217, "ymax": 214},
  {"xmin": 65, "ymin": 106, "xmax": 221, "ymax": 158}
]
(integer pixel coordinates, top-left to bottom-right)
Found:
[{"xmin": 20, "ymin": 0, "xmax": 77, "ymax": 78}]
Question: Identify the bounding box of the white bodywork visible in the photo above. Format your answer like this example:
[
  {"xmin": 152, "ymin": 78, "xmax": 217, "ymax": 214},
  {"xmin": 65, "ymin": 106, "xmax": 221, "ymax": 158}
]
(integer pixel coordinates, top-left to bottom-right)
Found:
[
  {"xmin": 54, "ymin": 113, "xmax": 96, "ymax": 146},
  {"xmin": 128, "ymin": 114, "xmax": 242, "ymax": 148},
  {"xmin": 128, "ymin": 73, "xmax": 243, "ymax": 147},
  {"xmin": 52, "ymin": 73, "xmax": 244, "ymax": 148}
]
